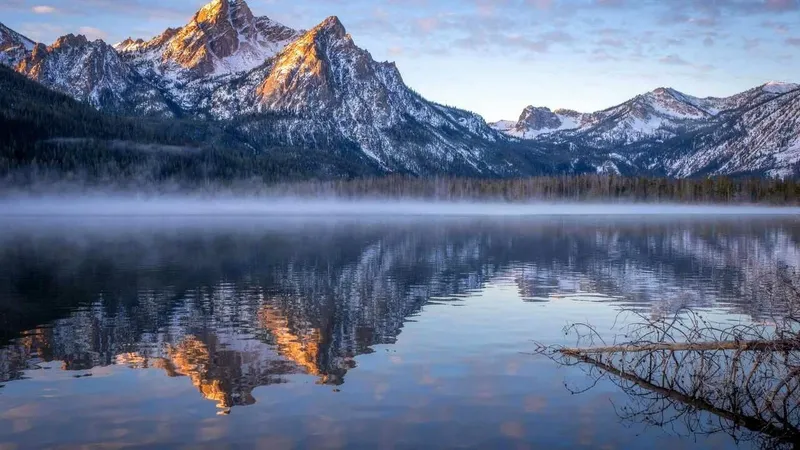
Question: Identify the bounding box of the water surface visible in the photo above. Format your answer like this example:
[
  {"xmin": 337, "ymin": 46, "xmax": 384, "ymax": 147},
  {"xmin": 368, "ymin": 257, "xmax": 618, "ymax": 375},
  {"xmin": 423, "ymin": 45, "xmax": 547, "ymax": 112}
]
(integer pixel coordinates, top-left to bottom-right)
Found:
[{"xmin": 0, "ymin": 214, "xmax": 798, "ymax": 449}]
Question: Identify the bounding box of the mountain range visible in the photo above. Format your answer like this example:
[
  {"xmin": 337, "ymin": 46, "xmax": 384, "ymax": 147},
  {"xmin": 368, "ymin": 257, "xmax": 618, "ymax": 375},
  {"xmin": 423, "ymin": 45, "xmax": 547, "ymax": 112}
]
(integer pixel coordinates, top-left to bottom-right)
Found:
[{"xmin": 1, "ymin": 0, "xmax": 798, "ymax": 180}]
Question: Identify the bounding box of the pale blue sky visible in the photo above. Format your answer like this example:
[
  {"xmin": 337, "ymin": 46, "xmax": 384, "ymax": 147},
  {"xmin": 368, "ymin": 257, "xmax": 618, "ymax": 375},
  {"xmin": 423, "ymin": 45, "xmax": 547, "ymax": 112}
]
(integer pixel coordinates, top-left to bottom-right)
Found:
[{"xmin": 2, "ymin": 0, "xmax": 799, "ymax": 121}]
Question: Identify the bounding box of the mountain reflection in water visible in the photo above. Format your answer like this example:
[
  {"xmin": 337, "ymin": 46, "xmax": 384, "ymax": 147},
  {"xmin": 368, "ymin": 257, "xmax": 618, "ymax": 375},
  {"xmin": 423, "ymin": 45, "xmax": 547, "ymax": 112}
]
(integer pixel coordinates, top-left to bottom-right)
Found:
[{"xmin": 0, "ymin": 216, "xmax": 798, "ymax": 447}]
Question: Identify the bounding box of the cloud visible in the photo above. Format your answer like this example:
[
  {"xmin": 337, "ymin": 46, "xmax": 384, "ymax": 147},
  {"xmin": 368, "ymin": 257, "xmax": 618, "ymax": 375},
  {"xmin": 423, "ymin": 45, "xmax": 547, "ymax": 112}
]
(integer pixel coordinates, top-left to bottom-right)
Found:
[
  {"xmin": 32, "ymin": 5, "xmax": 57, "ymax": 14},
  {"xmin": 415, "ymin": 17, "xmax": 438, "ymax": 34},
  {"xmin": 787, "ymin": 37, "xmax": 800, "ymax": 46},
  {"xmin": 659, "ymin": 54, "xmax": 691, "ymax": 66},
  {"xmin": 78, "ymin": 26, "xmax": 107, "ymax": 40},
  {"xmin": 17, "ymin": 22, "xmax": 66, "ymax": 43}
]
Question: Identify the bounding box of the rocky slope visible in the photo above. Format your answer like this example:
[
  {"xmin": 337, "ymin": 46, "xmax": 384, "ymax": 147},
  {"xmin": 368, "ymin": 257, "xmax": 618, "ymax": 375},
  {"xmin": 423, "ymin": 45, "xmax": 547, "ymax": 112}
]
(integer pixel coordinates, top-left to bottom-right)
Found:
[
  {"xmin": 0, "ymin": 1, "xmax": 533, "ymax": 177},
  {"xmin": 0, "ymin": 23, "xmax": 34, "ymax": 68},
  {"xmin": 202, "ymin": 16, "xmax": 519, "ymax": 174},
  {"xmin": 492, "ymin": 83, "xmax": 800, "ymax": 177},
  {"xmin": 115, "ymin": 0, "xmax": 302, "ymax": 111},
  {"xmin": 15, "ymin": 34, "xmax": 175, "ymax": 117}
]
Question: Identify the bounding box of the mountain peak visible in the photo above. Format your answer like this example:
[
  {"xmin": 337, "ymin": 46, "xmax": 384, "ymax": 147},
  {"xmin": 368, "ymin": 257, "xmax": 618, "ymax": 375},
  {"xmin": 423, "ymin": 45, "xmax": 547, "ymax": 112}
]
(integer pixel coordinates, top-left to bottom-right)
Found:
[
  {"xmin": 51, "ymin": 34, "xmax": 89, "ymax": 49},
  {"xmin": 763, "ymin": 81, "xmax": 798, "ymax": 94},
  {"xmin": 523, "ymin": 105, "xmax": 551, "ymax": 112},
  {"xmin": 313, "ymin": 16, "xmax": 347, "ymax": 38},
  {"xmin": 196, "ymin": 0, "xmax": 254, "ymax": 27},
  {"xmin": 120, "ymin": 0, "xmax": 299, "ymax": 80}
]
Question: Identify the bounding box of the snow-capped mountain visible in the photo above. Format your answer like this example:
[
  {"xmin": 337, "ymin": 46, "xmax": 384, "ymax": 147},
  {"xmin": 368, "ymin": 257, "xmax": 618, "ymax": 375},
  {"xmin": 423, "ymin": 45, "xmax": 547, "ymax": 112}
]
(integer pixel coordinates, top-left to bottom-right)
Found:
[
  {"xmin": 666, "ymin": 86, "xmax": 800, "ymax": 178},
  {"xmin": 492, "ymin": 106, "xmax": 587, "ymax": 139},
  {"xmin": 203, "ymin": 16, "xmax": 514, "ymax": 174},
  {"xmin": 114, "ymin": 0, "xmax": 301, "ymax": 111},
  {"xmin": 492, "ymin": 83, "xmax": 800, "ymax": 177},
  {"xmin": 0, "ymin": 2, "xmax": 523, "ymax": 176},
  {"xmin": 0, "ymin": 22, "xmax": 35, "ymax": 68},
  {"xmin": 0, "ymin": 0, "xmax": 798, "ymax": 179},
  {"xmin": 117, "ymin": 0, "xmax": 299, "ymax": 79},
  {"xmin": 493, "ymin": 83, "xmax": 800, "ymax": 145},
  {"xmin": 15, "ymin": 34, "xmax": 174, "ymax": 117}
]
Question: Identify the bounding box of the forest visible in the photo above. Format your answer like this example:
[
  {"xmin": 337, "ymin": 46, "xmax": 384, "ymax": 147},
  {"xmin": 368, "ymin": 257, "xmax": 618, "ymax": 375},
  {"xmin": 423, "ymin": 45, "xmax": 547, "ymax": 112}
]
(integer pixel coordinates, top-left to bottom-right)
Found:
[{"xmin": 269, "ymin": 175, "xmax": 800, "ymax": 204}]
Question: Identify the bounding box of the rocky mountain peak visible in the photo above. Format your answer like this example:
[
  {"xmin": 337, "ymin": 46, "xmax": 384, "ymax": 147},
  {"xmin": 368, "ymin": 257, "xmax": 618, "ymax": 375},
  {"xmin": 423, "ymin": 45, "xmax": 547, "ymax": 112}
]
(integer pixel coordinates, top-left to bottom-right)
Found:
[
  {"xmin": 0, "ymin": 22, "xmax": 34, "ymax": 49},
  {"xmin": 118, "ymin": 0, "xmax": 299, "ymax": 82},
  {"xmin": 553, "ymin": 108, "xmax": 581, "ymax": 117},
  {"xmin": 196, "ymin": 0, "xmax": 255, "ymax": 29},
  {"xmin": 51, "ymin": 34, "xmax": 89, "ymax": 49},
  {"xmin": 115, "ymin": 37, "xmax": 145, "ymax": 52},
  {"xmin": 315, "ymin": 16, "xmax": 347, "ymax": 38},
  {"xmin": 518, "ymin": 106, "xmax": 561, "ymax": 129}
]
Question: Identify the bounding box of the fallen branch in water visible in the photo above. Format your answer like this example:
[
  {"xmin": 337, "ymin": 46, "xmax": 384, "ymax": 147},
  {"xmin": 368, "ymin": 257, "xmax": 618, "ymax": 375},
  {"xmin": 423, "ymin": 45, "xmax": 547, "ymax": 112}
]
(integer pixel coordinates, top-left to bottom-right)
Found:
[
  {"xmin": 566, "ymin": 351, "xmax": 800, "ymax": 447},
  {"xmin": 560, "ymin": 339, "xmax": 800, "ymax": 356}
]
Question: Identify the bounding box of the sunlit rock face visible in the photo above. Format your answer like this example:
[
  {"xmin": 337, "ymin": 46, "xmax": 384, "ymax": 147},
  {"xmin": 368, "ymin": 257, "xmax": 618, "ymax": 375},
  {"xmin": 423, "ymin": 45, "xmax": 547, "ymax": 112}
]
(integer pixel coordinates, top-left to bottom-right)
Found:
[{"xmin": 117, "ymin": 0, "xmax": 301, "ymax": 82}]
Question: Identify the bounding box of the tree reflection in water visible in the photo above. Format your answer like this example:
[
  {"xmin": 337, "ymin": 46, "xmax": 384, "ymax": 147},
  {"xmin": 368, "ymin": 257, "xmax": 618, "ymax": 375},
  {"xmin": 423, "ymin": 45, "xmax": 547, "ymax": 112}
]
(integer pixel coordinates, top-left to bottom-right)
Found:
[{"xmin": 0, "ymin": 218, "xmax": 799, "ymax": 418}]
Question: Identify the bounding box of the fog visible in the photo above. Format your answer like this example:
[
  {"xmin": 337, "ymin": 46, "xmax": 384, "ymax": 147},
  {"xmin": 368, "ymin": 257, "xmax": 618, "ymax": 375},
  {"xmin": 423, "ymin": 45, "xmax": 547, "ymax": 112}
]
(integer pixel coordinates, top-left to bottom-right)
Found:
[{"xmin": 1, "ymin": 196, "xmax": 799, "ymax": 217}]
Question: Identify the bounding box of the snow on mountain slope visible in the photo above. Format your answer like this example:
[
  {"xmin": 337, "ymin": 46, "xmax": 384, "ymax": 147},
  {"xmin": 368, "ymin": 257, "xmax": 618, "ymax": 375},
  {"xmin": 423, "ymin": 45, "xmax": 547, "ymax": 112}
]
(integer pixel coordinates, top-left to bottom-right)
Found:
[
  {"xmin": 490, "ymin": 106, "xmax": 585, "ymax": 139},
  {"xmin": 558, "ymin": 88, "xmax": 718, "ymax": 145},
  {"xmin": 763, "ymin": 81, "xmax": 799, "ymax": 95},
  {"xmin": 492, "ymin": 88, "xmax": 720, "ymax": 145},
  {"xmin": 2, "ymin": 0, "xmax": 798, "ymax": 179},
  {"xmin": 204, "ymin": 16, "xmax": 514, "ymax": 174},
  {"xmin": 16, "ymin": 34, "xmax": 174, "ymax": 117},
  {"xmin": 668, "ymin": 87, "xmax": 800, "ymax": 178},
  {"xmin": 0, "ymin": 22, "xmax": 35, "ymax": 68},
  {"xmin": 494, "ymin": 84, "xmax": 800, "ymax": 146},
  {"xmin": 117, "ymin": 0, "xmax": 300, "ymax": 89}
]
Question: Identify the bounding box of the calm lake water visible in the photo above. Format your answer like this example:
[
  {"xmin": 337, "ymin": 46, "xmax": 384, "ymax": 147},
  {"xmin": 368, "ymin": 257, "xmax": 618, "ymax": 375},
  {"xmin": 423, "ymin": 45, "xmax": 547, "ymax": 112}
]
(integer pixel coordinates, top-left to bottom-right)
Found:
[{"xmin": 1, "ymin": 212, "xmax": 798, "ymax": 449}]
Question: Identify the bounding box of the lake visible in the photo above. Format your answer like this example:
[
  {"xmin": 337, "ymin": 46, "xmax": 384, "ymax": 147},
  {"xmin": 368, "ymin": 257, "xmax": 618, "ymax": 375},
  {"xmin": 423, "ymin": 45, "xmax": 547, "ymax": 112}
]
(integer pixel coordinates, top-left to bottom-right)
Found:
[{"xmin": 1, "ymin": 209, "xmax": 798, "ymax": 449}]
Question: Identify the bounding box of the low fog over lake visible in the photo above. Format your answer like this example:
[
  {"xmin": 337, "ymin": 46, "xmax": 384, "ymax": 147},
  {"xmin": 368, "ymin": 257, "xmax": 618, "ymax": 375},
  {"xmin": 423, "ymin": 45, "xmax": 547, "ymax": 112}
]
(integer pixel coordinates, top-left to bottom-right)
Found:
[{"xmin": 2, "ymin": 196, "xmax": 800, "ymax": 217}]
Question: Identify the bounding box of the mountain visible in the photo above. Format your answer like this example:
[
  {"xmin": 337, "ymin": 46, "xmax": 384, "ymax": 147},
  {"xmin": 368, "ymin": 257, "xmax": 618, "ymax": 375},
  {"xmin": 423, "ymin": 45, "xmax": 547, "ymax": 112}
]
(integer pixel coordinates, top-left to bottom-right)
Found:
[
  {"xmin": 0, "ymin": 2, "xmax": 550, "ymax": 177},
  {"xmin": 0, "ymin": 64, "xmax": 391, "ymax": 186},
  {"xmin": 0, "ymin": 22, "xmax": 35, "ymax": 67},
  {"xmin": 491, "ymin": 106, "xmax": 587, "ymax": 139},
  {"xmin": 0, "ymin": 0, "xmax": 798, "ymax": 180},
  {"xmin": 492, "ymin": 83, "xmax": 800, "ymax": 177},
  {"xmin": 202, "ymin": 16, "xmax": 529, "ymax": 174},
  {"xmin": 117, "ymin": 0, "xmax": 299, "ymax": 79},
  {"xmin": 15, "ymin": 34, "xmax": 175, "ymax": 117},
  {"xmin": 115, "ymin": 0, "xmax": 301, "ymax": 110}
]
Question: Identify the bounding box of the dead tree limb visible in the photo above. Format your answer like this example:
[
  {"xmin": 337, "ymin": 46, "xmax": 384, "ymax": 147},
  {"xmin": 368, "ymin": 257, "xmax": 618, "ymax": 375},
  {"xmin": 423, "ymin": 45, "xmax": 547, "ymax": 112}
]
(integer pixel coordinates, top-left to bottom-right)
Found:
[
  {"xmin": 560, "ymin": 339, "xmax": 800, "ymax": 356},
  {"xmin": 568, "ymin": 351, "xmax": 800, "ymax": 447}
]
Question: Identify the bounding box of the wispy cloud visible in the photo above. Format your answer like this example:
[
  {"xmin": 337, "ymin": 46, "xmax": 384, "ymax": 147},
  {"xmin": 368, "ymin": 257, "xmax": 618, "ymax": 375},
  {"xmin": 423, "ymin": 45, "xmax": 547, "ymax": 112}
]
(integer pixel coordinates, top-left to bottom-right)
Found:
[{"xmin": 31, "ymin": 5, "xmax": 57, "ymax": 14}]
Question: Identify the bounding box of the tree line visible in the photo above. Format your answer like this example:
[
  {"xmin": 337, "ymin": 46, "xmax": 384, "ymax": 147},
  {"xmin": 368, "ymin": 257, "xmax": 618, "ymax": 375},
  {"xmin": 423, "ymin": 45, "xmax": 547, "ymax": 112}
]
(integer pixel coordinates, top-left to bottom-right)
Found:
[{"xmin": 270, "ymin": 175, "xmax": 800, "ymax": 204}]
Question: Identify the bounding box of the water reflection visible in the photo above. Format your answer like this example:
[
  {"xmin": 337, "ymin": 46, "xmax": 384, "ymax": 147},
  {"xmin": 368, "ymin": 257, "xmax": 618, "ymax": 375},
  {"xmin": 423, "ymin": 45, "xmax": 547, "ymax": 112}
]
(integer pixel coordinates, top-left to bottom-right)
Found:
[{"xmin": 0, "ymin": 217, "xmax": 799, "ymax": 419}]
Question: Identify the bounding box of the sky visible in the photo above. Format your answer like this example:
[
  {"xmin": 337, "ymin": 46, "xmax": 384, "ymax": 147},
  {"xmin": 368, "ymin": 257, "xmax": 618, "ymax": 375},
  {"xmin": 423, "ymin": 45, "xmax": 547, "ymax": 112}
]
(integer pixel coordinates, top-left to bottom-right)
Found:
[{"xmin": 2, "ymin": 0, "xmax": 799, "ymax": 121}]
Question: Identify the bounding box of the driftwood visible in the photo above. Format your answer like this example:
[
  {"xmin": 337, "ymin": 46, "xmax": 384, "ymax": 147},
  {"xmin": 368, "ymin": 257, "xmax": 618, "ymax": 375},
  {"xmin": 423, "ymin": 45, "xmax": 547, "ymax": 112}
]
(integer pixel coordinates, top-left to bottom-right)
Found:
[
  {"xmin": 567, "ymin": 351, "xmax": 800, "ymax": 447},
  {"xmin": 560, "ymin": 339, "xmax": 800, "ymax": 356},
  {"xmin": 534, "ymin": 267, "xmax": 800, "ymax": 449}
]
